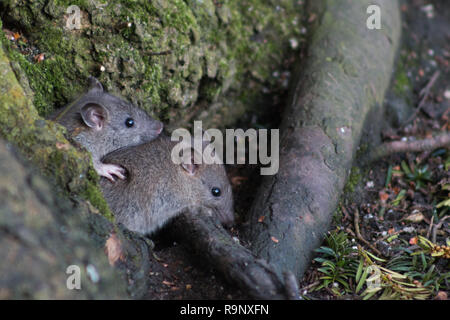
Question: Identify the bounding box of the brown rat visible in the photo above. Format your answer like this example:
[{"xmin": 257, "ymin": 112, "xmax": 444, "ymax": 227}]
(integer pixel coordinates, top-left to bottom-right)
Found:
[
  {"xmin": 51, "ymin": 77, "xmax": 163, "ymax": 181},
  {"xmin": 99, "ymin": 134, "xmax": 234, "ymax": 235}
]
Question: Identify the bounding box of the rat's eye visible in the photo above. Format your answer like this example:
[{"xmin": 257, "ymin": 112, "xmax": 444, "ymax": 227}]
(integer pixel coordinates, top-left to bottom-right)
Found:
[
  {"xmin": 125, "ymin": 117, "xmax": 135, "ymax": 128},
  {"xmin": 211, "ymin": 187, "xmax": 221, "ymax": 197}
]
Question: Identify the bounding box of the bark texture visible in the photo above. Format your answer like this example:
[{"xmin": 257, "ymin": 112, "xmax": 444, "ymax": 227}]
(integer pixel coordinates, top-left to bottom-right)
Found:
[
  {"xmin": 245, "ymin": 0, "xmax": 402, "ymax": 279},
  {"xmin": 0, "ymin": 139, "xmax": 126, "ymax": 299},
  {"xmin": 1, "ymin": 0, "xmax": 305, "ymax": 129},
  {"xmin": 0, "ymin": 137, "xmax": 166, "ymax": 299}
]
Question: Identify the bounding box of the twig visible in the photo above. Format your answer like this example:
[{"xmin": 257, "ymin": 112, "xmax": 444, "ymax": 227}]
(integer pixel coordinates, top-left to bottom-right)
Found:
[
  {"xmin": 345, "ymin": 227, "xmax": 356, "ymax": 238},
  {"xmin": 417, "ymin": 150, "xmax": 432, "ymax": 164},
  {"xmin": 340, "ymin": 203, "xmax": 351, "ymax": 221},
  {"xmin": 380, "ymin": 230, "xmax": 402, "ymax": 242},
  {"xmin": 365, "ymin": 132, "xmax": 450, "ymax": 163},
  {"xmin": 299, "ymin": 280, "xmax": 321, "ymax": 292},
  {"xmin": 353, "ymin": 206, "xmax": 383, "ymax": 256},
  {"xmin": 403, "ymin": 70, "xmax": 440, "ymax": 126},
  {"xmin": 426, "ymin": 215, "xmax": 434, "ymax": 240},
  {"xmin": 432, "ymin": 215, "xmax": 450, "ymax": 243},
  {"xmin": 418, "ymin": 228, "xmax": 446, "ymax": 237}
]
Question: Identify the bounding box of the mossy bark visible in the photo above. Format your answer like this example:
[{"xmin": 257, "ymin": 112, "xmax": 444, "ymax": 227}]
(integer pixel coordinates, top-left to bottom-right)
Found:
[
  {"xmin": 0, "ymin": 138, "xmax": 126, "ymax": 298},
  {"xmin": 0, "ymin": 136, "xmax": 169, "ymax": 299},
  {"xmin": 0, "ymin": 36, "xmax": 168, "ymax": 299},
  {"xmin": 0, "ymin": 34, "xmax": 113, "ymax": 221},
  {"xmin": 245, "ymin": 0, "xmax": 401, "ymax": 279},
  {"xmin": 1, "ymin": 0, "xmax": 305, "ymax": 129}
]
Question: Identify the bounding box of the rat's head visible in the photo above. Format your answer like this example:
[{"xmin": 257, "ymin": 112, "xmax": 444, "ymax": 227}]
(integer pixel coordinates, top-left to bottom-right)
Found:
[
  {"xmin": 79, "ymin": 77, "xmax": 163, "ymax": 150},
  {"xmin": 179, "ymin": 147, "xmax": 235, "ymax": 226}
]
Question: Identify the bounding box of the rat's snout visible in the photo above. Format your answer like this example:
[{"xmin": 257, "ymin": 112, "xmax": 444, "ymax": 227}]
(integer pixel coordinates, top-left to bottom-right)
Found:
[
  {"xmin": 222, "ymin": 215, "xmax": 234, "ymax": 228},
  {"xmin": 142, "ymin": 121, "xmax": 164, "ymax": 142},
  {"xmin": 219, "ymin": 207, "xmax": 235, "ymax": 227},
  {"xmin": 153, "ymin": 121, "xmax": 164, "ymax": 135}
]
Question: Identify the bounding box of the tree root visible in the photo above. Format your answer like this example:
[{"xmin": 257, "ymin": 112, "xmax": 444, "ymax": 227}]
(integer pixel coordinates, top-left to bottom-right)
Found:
[{"xmin": 171, "ymin": 207, "xmax": 300, "ymax": 300}]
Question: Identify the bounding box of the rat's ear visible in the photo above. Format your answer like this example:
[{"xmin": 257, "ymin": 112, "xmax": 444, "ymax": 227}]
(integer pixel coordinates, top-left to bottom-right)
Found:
[
  {"xmin": 180, "ymin": 148, "xmax": 200, "ymax": 175},
  {"xmin": 80, "ymin": 103, "xmax": 108, "ymax": 131},
  {"xmin": 87, "ymin": 76, "xmax": 104, "ymax": 93}
]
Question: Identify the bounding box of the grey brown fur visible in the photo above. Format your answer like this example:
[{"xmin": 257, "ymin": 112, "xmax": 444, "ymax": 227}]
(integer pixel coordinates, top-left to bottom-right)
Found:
[
  {"xmin": 51, "ymin": 77, "xmax": 163, "ymax": 181},
  {"xmin": 100, "ymin": 135, "xmax": 234, "ymax": 235}
]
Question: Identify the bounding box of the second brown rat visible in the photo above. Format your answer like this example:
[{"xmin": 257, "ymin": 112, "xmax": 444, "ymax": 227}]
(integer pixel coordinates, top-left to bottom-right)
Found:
[{"xmin": 100, "ymin": 134, "xmax": 235, "ymax": 235}]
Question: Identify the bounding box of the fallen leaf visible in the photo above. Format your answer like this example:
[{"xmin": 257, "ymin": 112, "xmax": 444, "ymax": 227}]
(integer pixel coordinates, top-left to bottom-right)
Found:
[
  {"xmin": 35, "ymin": 53, "xmax": 45, "ymax": 63},
  {"xmin": 308, "ymin": 13, "xmax": 317, "ymax": 23},
  {"xmin": 403, "ymin": 212, "xmax": 425, "ymax": 223},
  {"xmin": 379, "ymin": 191, "xmax": 389, "ymax": 203},
  {"xmin": 104, "ymin": 232, "xmax": 124, "ymax": 266},
  {"xmin": 55, "ymin": 142, "xmax": 70, "ymax": 150},
  {"xmin": 434, "ymin": 291, "xmax": 447, "ymax": 300}
]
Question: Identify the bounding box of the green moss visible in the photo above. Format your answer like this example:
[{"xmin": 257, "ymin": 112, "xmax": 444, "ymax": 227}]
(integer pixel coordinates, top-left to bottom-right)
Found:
[
  {"xmin": 0, "ymin": 31, "xmax": 114, "ymax": 222},
  {"xmin": 393, "ymin": 67, "xmax": 411, "ymax": 97},
  {"xmin": 1, "ymin": 0, "xmax": 305, "ymax": 127},
  {"xmin": 81, "ymin": 182, "xmax": 114, "ymax": 221},
  {"xmin": 344, "ymin": 166, "xmax": 362, "ymax": 194},
  {"xmin": 332, "ymin": 206, "xmax": 343, "ymax": 226},
  {"xmin": 391, "ymin": 49, "xmax": 419, "ymax": 102}
]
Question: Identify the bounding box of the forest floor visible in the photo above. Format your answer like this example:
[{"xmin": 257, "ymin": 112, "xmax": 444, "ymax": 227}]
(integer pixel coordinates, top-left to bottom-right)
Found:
[{"xmin": 143, "ymin": 0, "xmax": 449, "ymax": 300}]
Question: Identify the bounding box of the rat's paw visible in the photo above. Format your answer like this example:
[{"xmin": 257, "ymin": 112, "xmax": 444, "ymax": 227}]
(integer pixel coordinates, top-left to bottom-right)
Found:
[{"xmin": 97, "ymin": 163, "xmax": 126, "ymax": 182}]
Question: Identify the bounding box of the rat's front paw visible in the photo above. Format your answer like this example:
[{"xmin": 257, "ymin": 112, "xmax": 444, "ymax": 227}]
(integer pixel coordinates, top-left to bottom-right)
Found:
[{"xmin": 97, "ymin": 163, "xmax": 126, "ymax": 182}]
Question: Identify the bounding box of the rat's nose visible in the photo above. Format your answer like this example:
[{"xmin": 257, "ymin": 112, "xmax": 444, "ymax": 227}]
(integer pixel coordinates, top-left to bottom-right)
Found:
[
  {"xmin": 154, "ymin": 121, "xmax": 163, "ymax": 134},
  {"xmin": 220, "ymin": 210, "xmax": 235, "ymax": 227}
]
